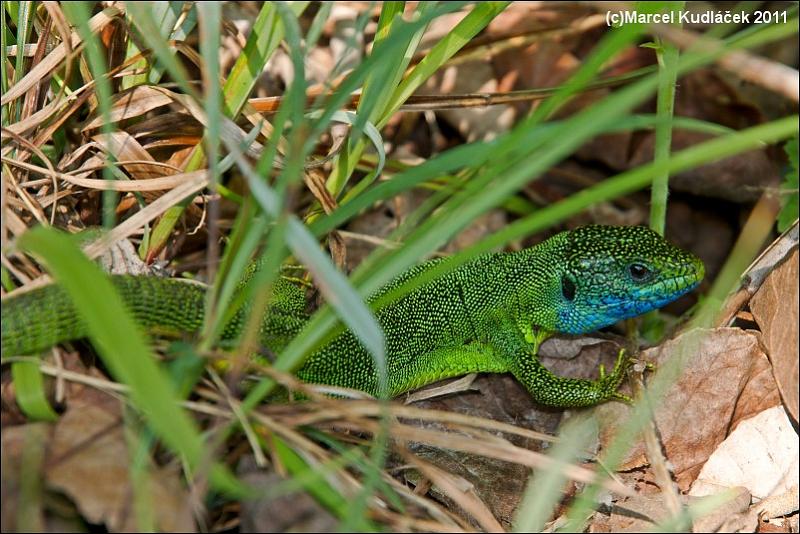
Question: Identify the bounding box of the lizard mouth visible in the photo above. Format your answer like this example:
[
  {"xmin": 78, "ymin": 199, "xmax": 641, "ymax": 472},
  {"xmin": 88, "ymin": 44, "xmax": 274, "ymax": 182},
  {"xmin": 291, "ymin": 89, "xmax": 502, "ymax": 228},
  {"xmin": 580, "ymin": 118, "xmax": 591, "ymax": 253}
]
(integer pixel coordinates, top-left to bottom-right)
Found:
[
  {"xmin": 634, "ymin": 257, "xmax": 705, "ymax": 308},
  {"xmin": 655, "ymin": 270, "xmax": 703, "ymax": 297}
]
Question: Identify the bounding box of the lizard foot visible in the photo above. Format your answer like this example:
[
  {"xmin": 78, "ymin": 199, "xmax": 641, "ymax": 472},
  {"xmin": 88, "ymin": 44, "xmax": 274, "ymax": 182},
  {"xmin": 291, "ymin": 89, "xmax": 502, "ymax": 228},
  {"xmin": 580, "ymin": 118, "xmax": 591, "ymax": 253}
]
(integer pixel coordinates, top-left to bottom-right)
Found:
[{"xmin": 595, "ymin": 348, "xmax": 635, "ymax": 404}]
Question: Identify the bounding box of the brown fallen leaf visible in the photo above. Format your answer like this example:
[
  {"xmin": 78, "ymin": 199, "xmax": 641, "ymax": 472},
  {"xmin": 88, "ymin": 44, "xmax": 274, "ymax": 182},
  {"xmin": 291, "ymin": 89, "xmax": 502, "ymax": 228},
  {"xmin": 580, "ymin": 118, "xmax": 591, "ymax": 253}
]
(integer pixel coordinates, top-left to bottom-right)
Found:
[
  {"xmin": 689, "ymin": 405, "xmax": 798, "ymax": 502},
  {"xmin": 749, "ymin": 248, "xmax": 799, "ymax": 423},
  {"xmin": 82, "ymin": 85, "xmax": 174, "ymax": 132},
  {"xmin": 93, "ymin": 131, "xmax": 176, "ymax": 180},
  {"xmin": 2, "ymin": 355, "xmax": 197, "ymax": 532},
  {"xmin": 1, "ymin": 424, "xmax": 50, "ymax": 532},
  {"xmin": 596, "ymin": 328, "xmax": 768, "ymax": 489},
  {"xmin": 588, "ymin": 486, "xmax": 752, "ymax": 532},
  {"xmin": 422, "ymin": 59, "xmax": 518, "ymax": 142},
  {"xmin": 729, "ymin": 345, "xmax": 782, "ymax": 431},
  {"xmin": 25, "ymin": 354, "xmax": 197, "ymax": 534},
  {"xmin": 238, "ymin": 458, "xmax": 337, "ymax": 533},
  {"xmin": 45, "ymin": 397, "xmax": 196, "ymax": 533}
]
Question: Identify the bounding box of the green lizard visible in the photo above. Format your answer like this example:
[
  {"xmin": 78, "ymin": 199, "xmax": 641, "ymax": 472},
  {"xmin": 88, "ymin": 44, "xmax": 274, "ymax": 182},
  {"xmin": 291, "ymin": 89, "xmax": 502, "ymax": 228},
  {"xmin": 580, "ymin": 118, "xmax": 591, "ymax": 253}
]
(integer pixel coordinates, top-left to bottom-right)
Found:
[{"xmin": 1, "ymin": 225, "xmax": 704, "ymax": 407}]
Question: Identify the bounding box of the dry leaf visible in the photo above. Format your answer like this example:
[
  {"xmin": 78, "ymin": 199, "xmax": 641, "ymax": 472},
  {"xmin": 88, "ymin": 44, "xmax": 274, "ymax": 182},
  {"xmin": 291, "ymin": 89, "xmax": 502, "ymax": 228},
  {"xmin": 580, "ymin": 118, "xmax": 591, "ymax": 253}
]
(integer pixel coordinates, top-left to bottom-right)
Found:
[
  {"xmin": 46, "ymin": 396, "xmax": 196, "ymax": 532},
  {"xmin": 1, "ymin": 424, "xmax": 50, "ymax": 532},
  {"xmin": 689, "ymin": 405, "xmax": 798, "ymax": 502},
  {"xmin": 729, "ymin": 348, "xmax": 782, "ymax": 431},
  {"xmin": 597, "ymin": 328, "xmax": 767, "ymax": 488},
  {"xmin": 238, "ymin": 459, "xmax": 337, "ymax": 533},
  {"xmin": 590, "ymin": 487, "xmax": 751, "ymax": 532},
  {"xmin": 93, "ymin": 131, "xmax": 174, "ymax": 180},
  {"xmin": 750, "ymin": 248, "xmax": 799, "ymax": 423},
  {"xmin": 423, "ymin": 60, "xmax": 517, "ymax": 141},
  {"xmin": 82, "ymin": 85, "xmax": 174, "ymax": 132}
]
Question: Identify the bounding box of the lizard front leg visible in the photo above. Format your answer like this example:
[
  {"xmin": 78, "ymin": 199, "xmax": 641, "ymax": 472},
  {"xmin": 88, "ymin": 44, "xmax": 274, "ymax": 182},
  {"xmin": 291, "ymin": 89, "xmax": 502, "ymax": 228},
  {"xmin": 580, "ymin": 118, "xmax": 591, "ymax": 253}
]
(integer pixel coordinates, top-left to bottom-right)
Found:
[{"xmin": 489, "ymin": 319, "xmax": 633, "ymax": 408}]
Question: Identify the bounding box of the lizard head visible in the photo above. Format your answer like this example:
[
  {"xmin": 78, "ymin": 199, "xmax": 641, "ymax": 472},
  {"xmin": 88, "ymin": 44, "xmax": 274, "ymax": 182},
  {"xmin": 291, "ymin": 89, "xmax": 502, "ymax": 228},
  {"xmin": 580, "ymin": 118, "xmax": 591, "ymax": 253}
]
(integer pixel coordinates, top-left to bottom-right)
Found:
[{"xmin": 551, "ymin": 225, "xmax": 704, "ymax": 334}]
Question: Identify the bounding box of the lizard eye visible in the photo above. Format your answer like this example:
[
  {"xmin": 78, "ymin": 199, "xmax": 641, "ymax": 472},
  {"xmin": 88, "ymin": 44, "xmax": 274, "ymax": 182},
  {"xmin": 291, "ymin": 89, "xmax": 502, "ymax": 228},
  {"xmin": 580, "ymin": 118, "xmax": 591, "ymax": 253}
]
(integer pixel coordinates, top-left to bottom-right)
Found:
[
  {"xmin": 561, "ymin": 275, "xmax": 576, "ymax": 301},
  {"xmin": 629, "ymin": 263, "xmax": 651, "ymax": 282}
]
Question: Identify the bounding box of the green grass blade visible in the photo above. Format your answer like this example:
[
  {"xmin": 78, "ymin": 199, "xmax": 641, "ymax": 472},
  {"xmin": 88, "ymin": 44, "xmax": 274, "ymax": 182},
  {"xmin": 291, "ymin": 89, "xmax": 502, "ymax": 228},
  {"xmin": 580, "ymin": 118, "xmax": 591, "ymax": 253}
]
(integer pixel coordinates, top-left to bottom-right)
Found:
[
  {"xmin": 197, "ymin": 2, "xmax": 223, "ymax": 337},
  {"xmin": 11, "ymin": 361, "xmax": 59, "ymax": 421},
  {"xmin": 310, "ymin": 137, "xmax": 503, "ymax": 237},
  {"xmin": 525, "ymin": 4, "xmax": 652, "ymax": 125},
  {"xmin": 360, "ymin": 1, "xmax": 435, "ymax": 128},
  {"xmin": 357, "ymin": 1, "xmax": 409, "ymax": 126},
  {"xmin": 308, "ymin": 428, "xmax": 407, "ymax": 513},
  {"xmin": 145, "ymin": 1, "xmax": 310, "ymax": 258},
  {"xmin": 325, "ymin": 110, "xmax": 386, "ymax": 202},
  {"xmin": 1, "ymin": 3, "xmax": 9, "ymax": 125},
  {"xmin": 208, "ymin": 113, "xmax": 285, "ymax": 343},
  {"xmin": 514, "ymin": 417, "xmax": 596, "ymax": 532},
  {"xmin": 61, "ymin": 1, "xmax": 118, "ymax": 227},
  {"xmin": 648, "ymin": 2, "xmax": 684, "ymax": 235},
  {"xmin": 123, "ymin": 1, "xmax": 197, "ymax": 89},
  {"xmin": 286, "ymin": 218, "xmax": 387, "ymax": 394},
  {"xmin": 221, "ymin": 136, "xmax": 387, "ymax": 398},
  {"xmin": 384, "ymin": 1, "xmax": 510, "ymax": 120},
  {"xmin": 271, "ymin": 2, "xmax": 310, "ymax": 197},
  {"xmin": 12, "ymin": 0, "xmax": 32, "ymax": 124},
  {"xmin": 310, "ymin": 110, "xmax": 736, "ymax": 238},
  {"xmin": 127, "ymin": 424, "xmax": 157, "ymax": 533},
  {"xmin": 17, "ymin": 424, "xmax": 47, "ymax": 532},
  {"xmin": 125, "ymin": 2, "xmax": 196, "ymax": 96},
  {"xmin": 222, "ymin": 2, "xmax": 309, "ymax": 118},
  {"xmin": 327, "ymin": 1, "xmax": 493, "ymax": 197},
  {"xmin": 778, "ymin": 135, "xmax": 798, "ymax": 231},
  {"xmin": 272, "ymin": 436, "xmax": 376, "ymax": 530},
  {"xmin": 650, "ymin": 490, "xmax": 739, "ymax": 532},
  {"xmin": 305, "ymin": 1, "xmax": 332, "ymax": 49},
  {"xmin": 304, "ymin": 4, "xmax": 456, "ymax": 151}
]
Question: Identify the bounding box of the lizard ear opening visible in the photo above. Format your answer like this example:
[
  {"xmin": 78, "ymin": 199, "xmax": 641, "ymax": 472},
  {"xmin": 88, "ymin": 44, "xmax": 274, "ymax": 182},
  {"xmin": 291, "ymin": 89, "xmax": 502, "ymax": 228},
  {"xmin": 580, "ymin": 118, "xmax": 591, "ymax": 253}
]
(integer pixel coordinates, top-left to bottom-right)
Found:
[{"xmin": 561, "ymin": 275, "xmax": 576, "ymax": 301}]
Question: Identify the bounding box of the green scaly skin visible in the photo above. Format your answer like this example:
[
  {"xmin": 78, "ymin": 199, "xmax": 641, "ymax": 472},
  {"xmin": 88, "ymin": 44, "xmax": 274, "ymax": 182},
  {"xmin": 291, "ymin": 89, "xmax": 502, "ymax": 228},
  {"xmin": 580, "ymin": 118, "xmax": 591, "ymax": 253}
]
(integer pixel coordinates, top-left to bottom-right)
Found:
[{"xmin": 1, "ymin": 225, "xmax": 704, "ymax": 408}]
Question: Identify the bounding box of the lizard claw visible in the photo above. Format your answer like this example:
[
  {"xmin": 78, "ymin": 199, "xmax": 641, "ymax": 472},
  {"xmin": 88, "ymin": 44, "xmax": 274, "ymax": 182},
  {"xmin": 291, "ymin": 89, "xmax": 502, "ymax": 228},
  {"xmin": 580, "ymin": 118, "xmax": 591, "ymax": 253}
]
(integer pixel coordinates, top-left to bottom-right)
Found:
[
  {"xmin": 612, "ymin": 391, "xmax": 634, "ymax": 404},
  {"xmin": 598, "ymin": 347, "xmax": 629, "ymax": 380},
  {"xmin": 594, "ymin": 348, "xmax": 635, "ymax": 404}
]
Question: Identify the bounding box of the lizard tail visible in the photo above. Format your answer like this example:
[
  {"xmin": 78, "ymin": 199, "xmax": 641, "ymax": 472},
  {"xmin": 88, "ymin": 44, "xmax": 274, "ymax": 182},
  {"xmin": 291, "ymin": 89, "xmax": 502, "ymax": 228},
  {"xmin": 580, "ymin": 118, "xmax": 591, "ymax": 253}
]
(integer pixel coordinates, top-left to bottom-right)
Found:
[{"xmin": 1, "ymin": 277, "xmax": 207, "ymax": 356}]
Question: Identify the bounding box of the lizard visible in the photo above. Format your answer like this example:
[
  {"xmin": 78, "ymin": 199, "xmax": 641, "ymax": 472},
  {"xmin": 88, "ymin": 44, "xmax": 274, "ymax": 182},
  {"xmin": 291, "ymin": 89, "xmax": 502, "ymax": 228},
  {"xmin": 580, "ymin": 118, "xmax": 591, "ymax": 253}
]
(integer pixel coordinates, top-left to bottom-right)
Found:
[{"xmin": 0, "ymin": 225, "xmax": 704, "ymax": 408}]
